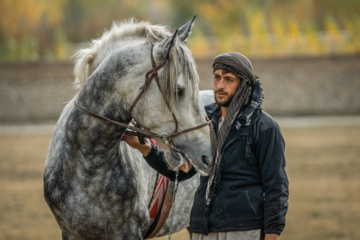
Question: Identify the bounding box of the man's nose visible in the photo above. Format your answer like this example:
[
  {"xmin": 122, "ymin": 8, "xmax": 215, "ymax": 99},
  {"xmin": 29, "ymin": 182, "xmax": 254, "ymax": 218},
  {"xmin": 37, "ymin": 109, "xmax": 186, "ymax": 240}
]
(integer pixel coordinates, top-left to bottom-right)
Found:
[{"xmin": 216, "ymin": 79, "xmax": 225, "ymax": 89}]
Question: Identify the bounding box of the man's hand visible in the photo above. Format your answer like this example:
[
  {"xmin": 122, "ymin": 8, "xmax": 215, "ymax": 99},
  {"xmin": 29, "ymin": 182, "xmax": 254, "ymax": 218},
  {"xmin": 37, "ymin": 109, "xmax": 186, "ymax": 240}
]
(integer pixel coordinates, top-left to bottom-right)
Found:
[
  {"xmin": 122, "ymin": 134, "xmax": 192, "ymax": 173},
  {"xmin": 265, "ymin": 233, "xmax": 279, "ymax": 240},
  {"xmin": 122, "ymin": 134, "xmax": 152, "ymax": 157}
]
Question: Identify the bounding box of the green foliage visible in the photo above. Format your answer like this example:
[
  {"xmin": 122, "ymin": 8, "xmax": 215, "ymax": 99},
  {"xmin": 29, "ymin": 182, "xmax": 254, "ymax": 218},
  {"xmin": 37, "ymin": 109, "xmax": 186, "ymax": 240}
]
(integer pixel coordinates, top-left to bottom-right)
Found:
[{"xmin": 0, "ymin": 0, "xmax": 359, "ymax": 61}]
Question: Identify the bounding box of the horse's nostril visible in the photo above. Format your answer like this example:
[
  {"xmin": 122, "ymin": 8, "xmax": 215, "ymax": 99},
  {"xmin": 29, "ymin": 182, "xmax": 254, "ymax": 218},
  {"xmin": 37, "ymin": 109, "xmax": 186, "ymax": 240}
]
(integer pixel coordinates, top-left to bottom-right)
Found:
[{"xmin": 202, "ymin": 155, "xmax": 211, "ymax": 167}]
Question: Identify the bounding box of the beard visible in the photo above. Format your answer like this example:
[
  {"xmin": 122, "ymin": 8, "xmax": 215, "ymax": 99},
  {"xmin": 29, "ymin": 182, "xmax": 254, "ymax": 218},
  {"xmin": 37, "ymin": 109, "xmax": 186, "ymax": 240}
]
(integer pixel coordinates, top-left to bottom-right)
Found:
[{"xmin": 214, "ymin": 90, "xmax": 235, "ymax": 107}]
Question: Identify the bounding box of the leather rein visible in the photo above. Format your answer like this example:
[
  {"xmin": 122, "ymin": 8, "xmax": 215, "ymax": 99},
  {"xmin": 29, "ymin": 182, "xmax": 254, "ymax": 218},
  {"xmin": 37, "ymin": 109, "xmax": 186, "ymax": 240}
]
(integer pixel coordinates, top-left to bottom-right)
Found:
[{"xmin": 74, "ymin": 45, "xmax": 214, "ymax": 151}]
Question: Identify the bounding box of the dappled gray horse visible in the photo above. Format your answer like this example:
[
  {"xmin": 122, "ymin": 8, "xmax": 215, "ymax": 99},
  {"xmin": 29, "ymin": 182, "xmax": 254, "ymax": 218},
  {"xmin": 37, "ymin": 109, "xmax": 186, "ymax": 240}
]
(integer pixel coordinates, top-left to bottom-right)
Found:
[{"xmin": 44, "ymin": 18, "xmax": 213, "ymax": 239}]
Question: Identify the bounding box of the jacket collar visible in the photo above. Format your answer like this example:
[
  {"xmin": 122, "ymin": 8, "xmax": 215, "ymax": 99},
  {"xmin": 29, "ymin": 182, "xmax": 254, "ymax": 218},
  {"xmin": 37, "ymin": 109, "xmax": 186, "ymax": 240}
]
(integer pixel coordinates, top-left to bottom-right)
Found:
[
  {"xmin": 205, "ymin": 102, "xmax": 262, "ymax": 128},
  {"xmin": 205, "ymin": 103, "xmax": 221, "ymax": 123}
]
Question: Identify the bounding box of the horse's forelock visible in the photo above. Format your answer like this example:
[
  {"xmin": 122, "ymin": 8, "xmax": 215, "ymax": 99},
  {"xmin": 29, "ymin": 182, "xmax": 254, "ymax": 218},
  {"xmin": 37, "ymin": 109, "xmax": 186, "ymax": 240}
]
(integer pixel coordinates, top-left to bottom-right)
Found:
[{"xmin": 162, "ymin": 42, "xmax": 199, "ymax": 110}]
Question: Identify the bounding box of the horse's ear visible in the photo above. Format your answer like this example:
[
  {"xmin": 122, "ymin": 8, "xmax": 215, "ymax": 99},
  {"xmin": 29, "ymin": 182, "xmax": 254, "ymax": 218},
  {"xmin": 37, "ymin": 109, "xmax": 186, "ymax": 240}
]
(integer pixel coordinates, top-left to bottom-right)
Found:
[
  {"xmin": 153, "ymin": 16, "xmax": 196, "ymax": 61},
  {"xmin": 177, "ymin": 15, "xmax": 196, "ymax": 42},
  {"xmin": 154, "ymin": 29, "xmax": 178, "ymax": 61}
]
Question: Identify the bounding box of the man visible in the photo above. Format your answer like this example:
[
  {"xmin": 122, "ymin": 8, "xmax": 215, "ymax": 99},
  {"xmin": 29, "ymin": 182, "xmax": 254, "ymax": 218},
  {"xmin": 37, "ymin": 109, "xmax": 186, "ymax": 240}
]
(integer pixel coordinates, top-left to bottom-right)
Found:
[{"xmin": 123, "ymin": 52, "xmax": 289, "ymax": 240}]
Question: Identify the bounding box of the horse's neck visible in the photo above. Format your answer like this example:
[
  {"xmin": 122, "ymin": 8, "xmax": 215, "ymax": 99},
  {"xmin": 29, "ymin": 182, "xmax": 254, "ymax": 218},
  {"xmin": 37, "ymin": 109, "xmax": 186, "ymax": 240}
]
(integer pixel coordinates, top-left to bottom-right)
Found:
[
  {"xmin": 55, "ymin": 97, "xmax": 128, "ymax": 165},
  {"xmin": 49, "ymin": 97, "xmax": 157, "ymax": 205},
  {"xmin": 49, "ymin": 62, "xmax": 158, "ymax": 204}
]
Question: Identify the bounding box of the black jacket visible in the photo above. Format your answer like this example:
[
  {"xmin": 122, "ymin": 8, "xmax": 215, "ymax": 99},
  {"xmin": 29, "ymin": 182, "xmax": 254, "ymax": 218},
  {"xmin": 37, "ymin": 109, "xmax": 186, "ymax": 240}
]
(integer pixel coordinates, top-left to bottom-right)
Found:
[{"xmin": 144, "ymin": 103, "xmax": 289, "ymax": 235}]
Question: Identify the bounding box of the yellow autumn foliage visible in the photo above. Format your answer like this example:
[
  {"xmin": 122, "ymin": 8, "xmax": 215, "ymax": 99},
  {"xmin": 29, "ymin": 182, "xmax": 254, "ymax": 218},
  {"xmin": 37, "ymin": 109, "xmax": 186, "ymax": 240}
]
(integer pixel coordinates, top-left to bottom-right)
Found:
[{"xmin": 0, "ymin": 0, "xmax": 359, "ymax": 61}]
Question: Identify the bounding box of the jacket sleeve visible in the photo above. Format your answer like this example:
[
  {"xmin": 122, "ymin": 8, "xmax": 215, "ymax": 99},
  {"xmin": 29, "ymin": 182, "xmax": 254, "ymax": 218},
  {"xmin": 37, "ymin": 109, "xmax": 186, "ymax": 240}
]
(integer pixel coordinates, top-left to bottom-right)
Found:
[
  {"xmin": 144, "ymin": 145, "xmax": 197, "ymax": 182},
  {"xmin": 255, "ymin": 121, "xmax": 289, "ymax": 235}
]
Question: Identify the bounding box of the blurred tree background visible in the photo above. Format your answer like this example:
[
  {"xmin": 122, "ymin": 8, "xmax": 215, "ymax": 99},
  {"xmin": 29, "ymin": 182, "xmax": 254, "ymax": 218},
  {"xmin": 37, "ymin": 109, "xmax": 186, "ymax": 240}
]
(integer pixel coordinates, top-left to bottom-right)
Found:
[{"xmin": 0, "ymin": 0, "xmax": 359, "ymax": 61}]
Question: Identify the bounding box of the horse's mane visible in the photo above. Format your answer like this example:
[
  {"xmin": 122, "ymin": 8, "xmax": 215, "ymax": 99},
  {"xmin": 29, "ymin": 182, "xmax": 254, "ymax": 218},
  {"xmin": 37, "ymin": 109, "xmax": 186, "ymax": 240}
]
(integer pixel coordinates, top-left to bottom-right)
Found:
[{"xmin": 73, "ymin": 18, "xmax": 199, "ymax": 108}]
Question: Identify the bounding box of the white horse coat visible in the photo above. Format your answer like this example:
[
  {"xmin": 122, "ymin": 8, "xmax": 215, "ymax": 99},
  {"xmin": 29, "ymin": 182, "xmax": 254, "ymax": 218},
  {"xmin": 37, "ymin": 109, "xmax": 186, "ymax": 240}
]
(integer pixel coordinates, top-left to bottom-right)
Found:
[{"xmin": 44, "ymin": 18, "xmax": 213, "ymax": 240}]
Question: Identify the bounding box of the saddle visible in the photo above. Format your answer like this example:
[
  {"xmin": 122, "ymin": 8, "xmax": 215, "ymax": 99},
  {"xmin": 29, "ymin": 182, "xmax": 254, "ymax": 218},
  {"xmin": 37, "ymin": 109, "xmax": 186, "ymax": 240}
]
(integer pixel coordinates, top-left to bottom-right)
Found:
[{"xmin": 144, "ymin": 139, "xmax": 175, "ymax": 239}]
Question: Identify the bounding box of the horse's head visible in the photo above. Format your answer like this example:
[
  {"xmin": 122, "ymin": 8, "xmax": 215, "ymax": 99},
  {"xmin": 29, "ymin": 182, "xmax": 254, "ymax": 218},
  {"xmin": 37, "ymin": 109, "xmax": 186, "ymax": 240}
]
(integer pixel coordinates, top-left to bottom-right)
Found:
[{"xmin": 73, "ymin": 17, "xmax": 213, "ymax": 175}]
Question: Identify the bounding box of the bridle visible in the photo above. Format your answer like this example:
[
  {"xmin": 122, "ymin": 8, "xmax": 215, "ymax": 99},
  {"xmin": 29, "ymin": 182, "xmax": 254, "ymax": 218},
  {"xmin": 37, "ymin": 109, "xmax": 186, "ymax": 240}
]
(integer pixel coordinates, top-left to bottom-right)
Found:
[{"xmin": 74, "ymin": 44, "xmax": 216, "ymax": 158}]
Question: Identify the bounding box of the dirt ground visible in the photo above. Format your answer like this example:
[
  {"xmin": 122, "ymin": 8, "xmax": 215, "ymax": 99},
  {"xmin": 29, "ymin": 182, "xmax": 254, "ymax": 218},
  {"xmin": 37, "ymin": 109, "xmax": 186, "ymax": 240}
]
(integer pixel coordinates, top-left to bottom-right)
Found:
[{"xmin": 0, "ymin": 122, "xmax": 360, "ymax": 240}]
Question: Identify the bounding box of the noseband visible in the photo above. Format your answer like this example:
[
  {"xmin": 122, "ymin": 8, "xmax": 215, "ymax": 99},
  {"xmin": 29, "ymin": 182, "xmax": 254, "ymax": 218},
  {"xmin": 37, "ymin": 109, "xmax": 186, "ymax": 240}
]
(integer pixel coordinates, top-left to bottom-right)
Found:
[{"xmin": 75, "ymin": 44, "xmax": 216, "ymax": 158}]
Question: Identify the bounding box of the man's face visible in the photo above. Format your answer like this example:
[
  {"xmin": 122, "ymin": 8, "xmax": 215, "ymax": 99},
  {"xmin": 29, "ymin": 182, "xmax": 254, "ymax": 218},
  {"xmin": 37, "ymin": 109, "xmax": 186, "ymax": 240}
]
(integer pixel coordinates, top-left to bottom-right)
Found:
[{"xmin": 213, "ymin": 69, "xmax": 241, "ymax": 107}]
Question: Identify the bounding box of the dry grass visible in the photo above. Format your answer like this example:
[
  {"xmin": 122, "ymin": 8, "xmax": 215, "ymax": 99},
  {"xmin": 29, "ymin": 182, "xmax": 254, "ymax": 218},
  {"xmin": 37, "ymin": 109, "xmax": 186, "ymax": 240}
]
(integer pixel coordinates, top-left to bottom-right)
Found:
[
  {"xmin": 0, "ymin": 126, "xmax": 359, "ymax": 240},
  {"xmin": 280, "ymin": 127, "xmax": 360, "ymax": 240}
]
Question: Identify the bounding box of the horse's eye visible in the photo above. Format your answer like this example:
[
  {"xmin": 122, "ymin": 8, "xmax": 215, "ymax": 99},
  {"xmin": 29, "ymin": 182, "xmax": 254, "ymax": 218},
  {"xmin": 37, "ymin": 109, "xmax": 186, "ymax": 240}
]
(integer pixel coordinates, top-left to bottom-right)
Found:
[{"xmin": 177, "ymin": 87, "xmax": 184, "ymax": 97}]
